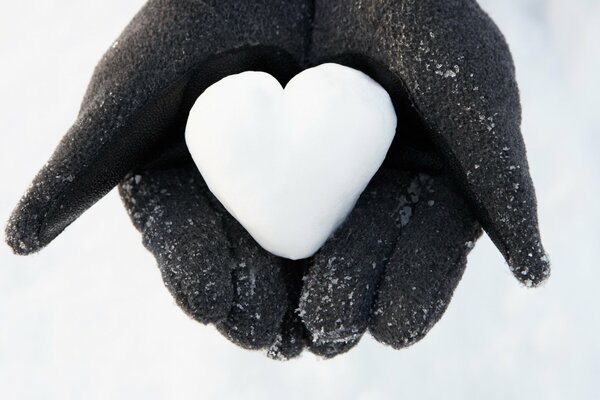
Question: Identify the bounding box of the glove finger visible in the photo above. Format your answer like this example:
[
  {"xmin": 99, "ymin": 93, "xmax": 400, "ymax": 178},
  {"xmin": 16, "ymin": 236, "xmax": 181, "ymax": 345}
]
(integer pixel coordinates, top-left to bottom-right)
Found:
[
  {"xmin": 6, "ymin": 0, "xmax": 311, "ymax": 255},
  {"xmin": 310, "ymin": 0, "xmax": 549, "ymax": 286},
  {"xmin": 215, "ymin": 217, "xmax": 289, "ymax": 350},
  {"xmin": 120, "ymin": 165, "xmax": 234, "ymax": 323},
  {"xmin": 299, "ymin": 170, "xmax": 418, "ymax": 356},
  {"xmin": 369, "ymin": 175, "xmax": 482, "ymax": 348},
  {"xmin": 308, "ymin": 337, "xmax": 361, "ymax": 359},
  {"xmin": 122, "ymin": 161, "xmax": 300, "ymax": 351},
  {"xmin": 267, "ymin": 259, "xmax": 310, "ymax": 361}
]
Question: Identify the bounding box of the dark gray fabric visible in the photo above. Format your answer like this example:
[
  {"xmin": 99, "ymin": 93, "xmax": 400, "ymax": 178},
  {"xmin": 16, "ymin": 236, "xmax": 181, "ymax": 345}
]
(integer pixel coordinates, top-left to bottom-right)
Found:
[
  {"xmin": 120, "ymin": 166, "xmax": 235, "ymax": 324},
  {"xmin": 6, "ymin": 0, "xmax": 312, "ymax": 254},
  {"xmin": 215, "ymin": 216, "xmax": 288, "ymax": 350},
  {"xmin": 368, "ymin": 174, "xmax": 482, "ymax": 347},
  {"xmin": 300, "ymin": 170, "xmax": 414, "ymax": 350},
  {"xmin": 299, "ymin": 170, "xmax": 482, "ymax": 352},
  {"xmin": 6, "ymin": 0, "xmax": 549, "ymax": 359},
  {"xmin": 310, "ymin": 0, "xmax": 549, "ymax": 286},
  {"xmin": 6, "ymin": 0, "xmax": 313, "ymax": 359},
  {"xmin": 120, "ymin": 165, "xmax": 291, "ymax": 350},
  {"xmin": 267, "ymin": 259, "xmax": 311, "ymax": 360}
]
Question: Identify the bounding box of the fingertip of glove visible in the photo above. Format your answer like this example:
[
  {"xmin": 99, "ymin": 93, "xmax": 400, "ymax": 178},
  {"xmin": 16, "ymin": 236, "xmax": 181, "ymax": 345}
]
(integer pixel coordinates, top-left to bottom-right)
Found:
[
  {"xmin": 308, "ymin": 336, "xmax": 361, "ymax": 359},
  {"xmin": 368, "ymin": 274, "xmax": 453, "ymax": 351},
  {"xmin": 6, "ymin": 178, "xmax": 75, "ymax": 256},
  {"xmin": 299, "ymin": 289, "xmax": 370, "ymax": 352},
  {"xmin": 179, "ymin": 289, "xmax": 233, "ymax": 325},
  {"xmin": 164, "ymin": 271, "xmax": 233, "ymax": 325},
  {"xmin": 369, "ymin": 323, "xmax": 429, "ymax": 350},
  {"xmin": 5, "ymin": 207, "xmax": 43, "ymax": 255},
  {"xmin": 265, "ymin": 313, "xmax": 309, "ymax": 361},
  {"xmin": 266, "ymin": 336, "xmax": 304, "ymax": 361},
  {"xmin": 215, "ymin": 264, "xmax": 288, "ymax": 351},
  {"xmin": 369, "ymin": 295, "xmax": 444, "ymax": 350},
  {"xmin": 508, "ymin": 247, "xmax": 551, "ymax": 288},
  {"xmin": 217, "ymin": 317, "xmax": 281, "ymax": 351},
  {"xmin": 298, "ymin": 263, "xmax": 375, "ymax": 350}
]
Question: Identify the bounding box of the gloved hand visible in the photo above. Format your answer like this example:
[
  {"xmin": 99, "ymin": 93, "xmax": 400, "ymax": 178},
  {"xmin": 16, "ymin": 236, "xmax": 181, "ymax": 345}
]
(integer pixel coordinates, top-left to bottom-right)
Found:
[
  {"xmin": 6, "ymin": 0, "xmax": 550, "ymax": 360},
  {"xmin": 295, "ymin": 0, "xmax": 550, "ymax": 356},
  {"xmin": 6, "ymin": 0, "xmax": 315, "ymax": 360}
]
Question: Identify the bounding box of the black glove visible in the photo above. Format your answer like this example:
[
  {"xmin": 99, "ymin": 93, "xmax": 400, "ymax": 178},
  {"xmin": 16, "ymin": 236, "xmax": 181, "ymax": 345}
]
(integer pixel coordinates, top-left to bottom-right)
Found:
[
  {"xmin": 6, "ymin": 0, "xmax": 549, "ymax": 360},
  {"xmin": 6, "ymin": 0, "xmax": 315, "ymax": 360},
  {"xmin": 295, "ymin": 0, "xmax": 550, "ymax": 357}
]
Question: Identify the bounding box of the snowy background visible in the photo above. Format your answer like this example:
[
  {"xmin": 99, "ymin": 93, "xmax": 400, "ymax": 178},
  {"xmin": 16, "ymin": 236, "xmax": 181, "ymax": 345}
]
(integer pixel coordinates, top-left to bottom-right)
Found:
[{"xmin": 1, "ymin": 0, "xmax": 598, "ymax": 399}]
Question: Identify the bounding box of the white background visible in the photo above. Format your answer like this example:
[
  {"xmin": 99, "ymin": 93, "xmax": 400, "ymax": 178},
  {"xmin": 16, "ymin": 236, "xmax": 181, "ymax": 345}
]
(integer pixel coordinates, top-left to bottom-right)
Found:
[{"xmin": 1, "ymin": 1, "xmax": 598, "ymax": 399}]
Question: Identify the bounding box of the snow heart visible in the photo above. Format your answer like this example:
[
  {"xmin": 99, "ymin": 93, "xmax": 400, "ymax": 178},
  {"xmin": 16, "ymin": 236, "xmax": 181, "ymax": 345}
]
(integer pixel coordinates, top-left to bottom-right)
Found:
[{"xmin": 185, "ymin": 63, "xmax": 397, "ymax": 260}]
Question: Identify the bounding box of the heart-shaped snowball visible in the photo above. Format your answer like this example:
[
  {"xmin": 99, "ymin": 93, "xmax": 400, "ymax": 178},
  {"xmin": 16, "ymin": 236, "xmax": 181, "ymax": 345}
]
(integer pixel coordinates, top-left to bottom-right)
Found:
[{"xmin": 186, "ymin": 63, "xmax": 397, "ymax": 260}]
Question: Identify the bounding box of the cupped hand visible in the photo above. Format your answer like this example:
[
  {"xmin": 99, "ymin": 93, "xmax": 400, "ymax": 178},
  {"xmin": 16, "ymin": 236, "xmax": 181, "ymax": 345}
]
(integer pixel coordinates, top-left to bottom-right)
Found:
[{"xmin": 6, "ymin": 0, "xmax": 549, "ymax": 360}]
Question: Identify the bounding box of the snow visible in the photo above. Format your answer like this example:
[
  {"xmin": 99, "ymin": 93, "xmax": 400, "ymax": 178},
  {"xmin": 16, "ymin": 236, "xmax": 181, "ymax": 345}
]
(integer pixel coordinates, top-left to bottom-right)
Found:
[
  {"xmin": 1, "ymin": 0, "xmax": 599, "ymax": 399},
  {"xmin": 185, "ymin": 64, "xmax": 396, "ymax": 260}
]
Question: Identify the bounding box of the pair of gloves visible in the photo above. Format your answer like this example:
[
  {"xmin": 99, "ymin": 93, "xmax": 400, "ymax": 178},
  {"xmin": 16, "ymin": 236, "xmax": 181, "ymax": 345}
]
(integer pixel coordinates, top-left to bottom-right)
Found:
[{"xmin": 6, "ymin": 0, "xmax": 549, "ymax": 360}]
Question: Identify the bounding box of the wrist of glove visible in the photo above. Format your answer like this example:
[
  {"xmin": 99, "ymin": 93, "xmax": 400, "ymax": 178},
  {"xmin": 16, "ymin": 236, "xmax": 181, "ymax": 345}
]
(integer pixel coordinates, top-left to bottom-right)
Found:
[{"xmin": 6, "ymin": 0, "xmax": 549, "ymax": 360}]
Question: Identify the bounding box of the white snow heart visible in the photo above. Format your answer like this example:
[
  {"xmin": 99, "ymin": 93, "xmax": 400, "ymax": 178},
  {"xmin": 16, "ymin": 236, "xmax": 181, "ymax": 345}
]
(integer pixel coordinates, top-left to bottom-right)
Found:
[{"xmin": 185, "ymin": 63, "xmax": 397, "ymax": 260}]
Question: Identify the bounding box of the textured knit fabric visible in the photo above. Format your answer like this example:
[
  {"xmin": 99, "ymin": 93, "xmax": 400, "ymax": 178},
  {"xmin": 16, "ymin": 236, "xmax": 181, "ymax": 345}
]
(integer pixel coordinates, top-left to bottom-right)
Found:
[
  {"xmin": 6, "ymin": 0, "xmax": 313, "ymax": 253},
  {"xmin": 309, "ymin": 0, "xmax": 549, "ymax": 286}
]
